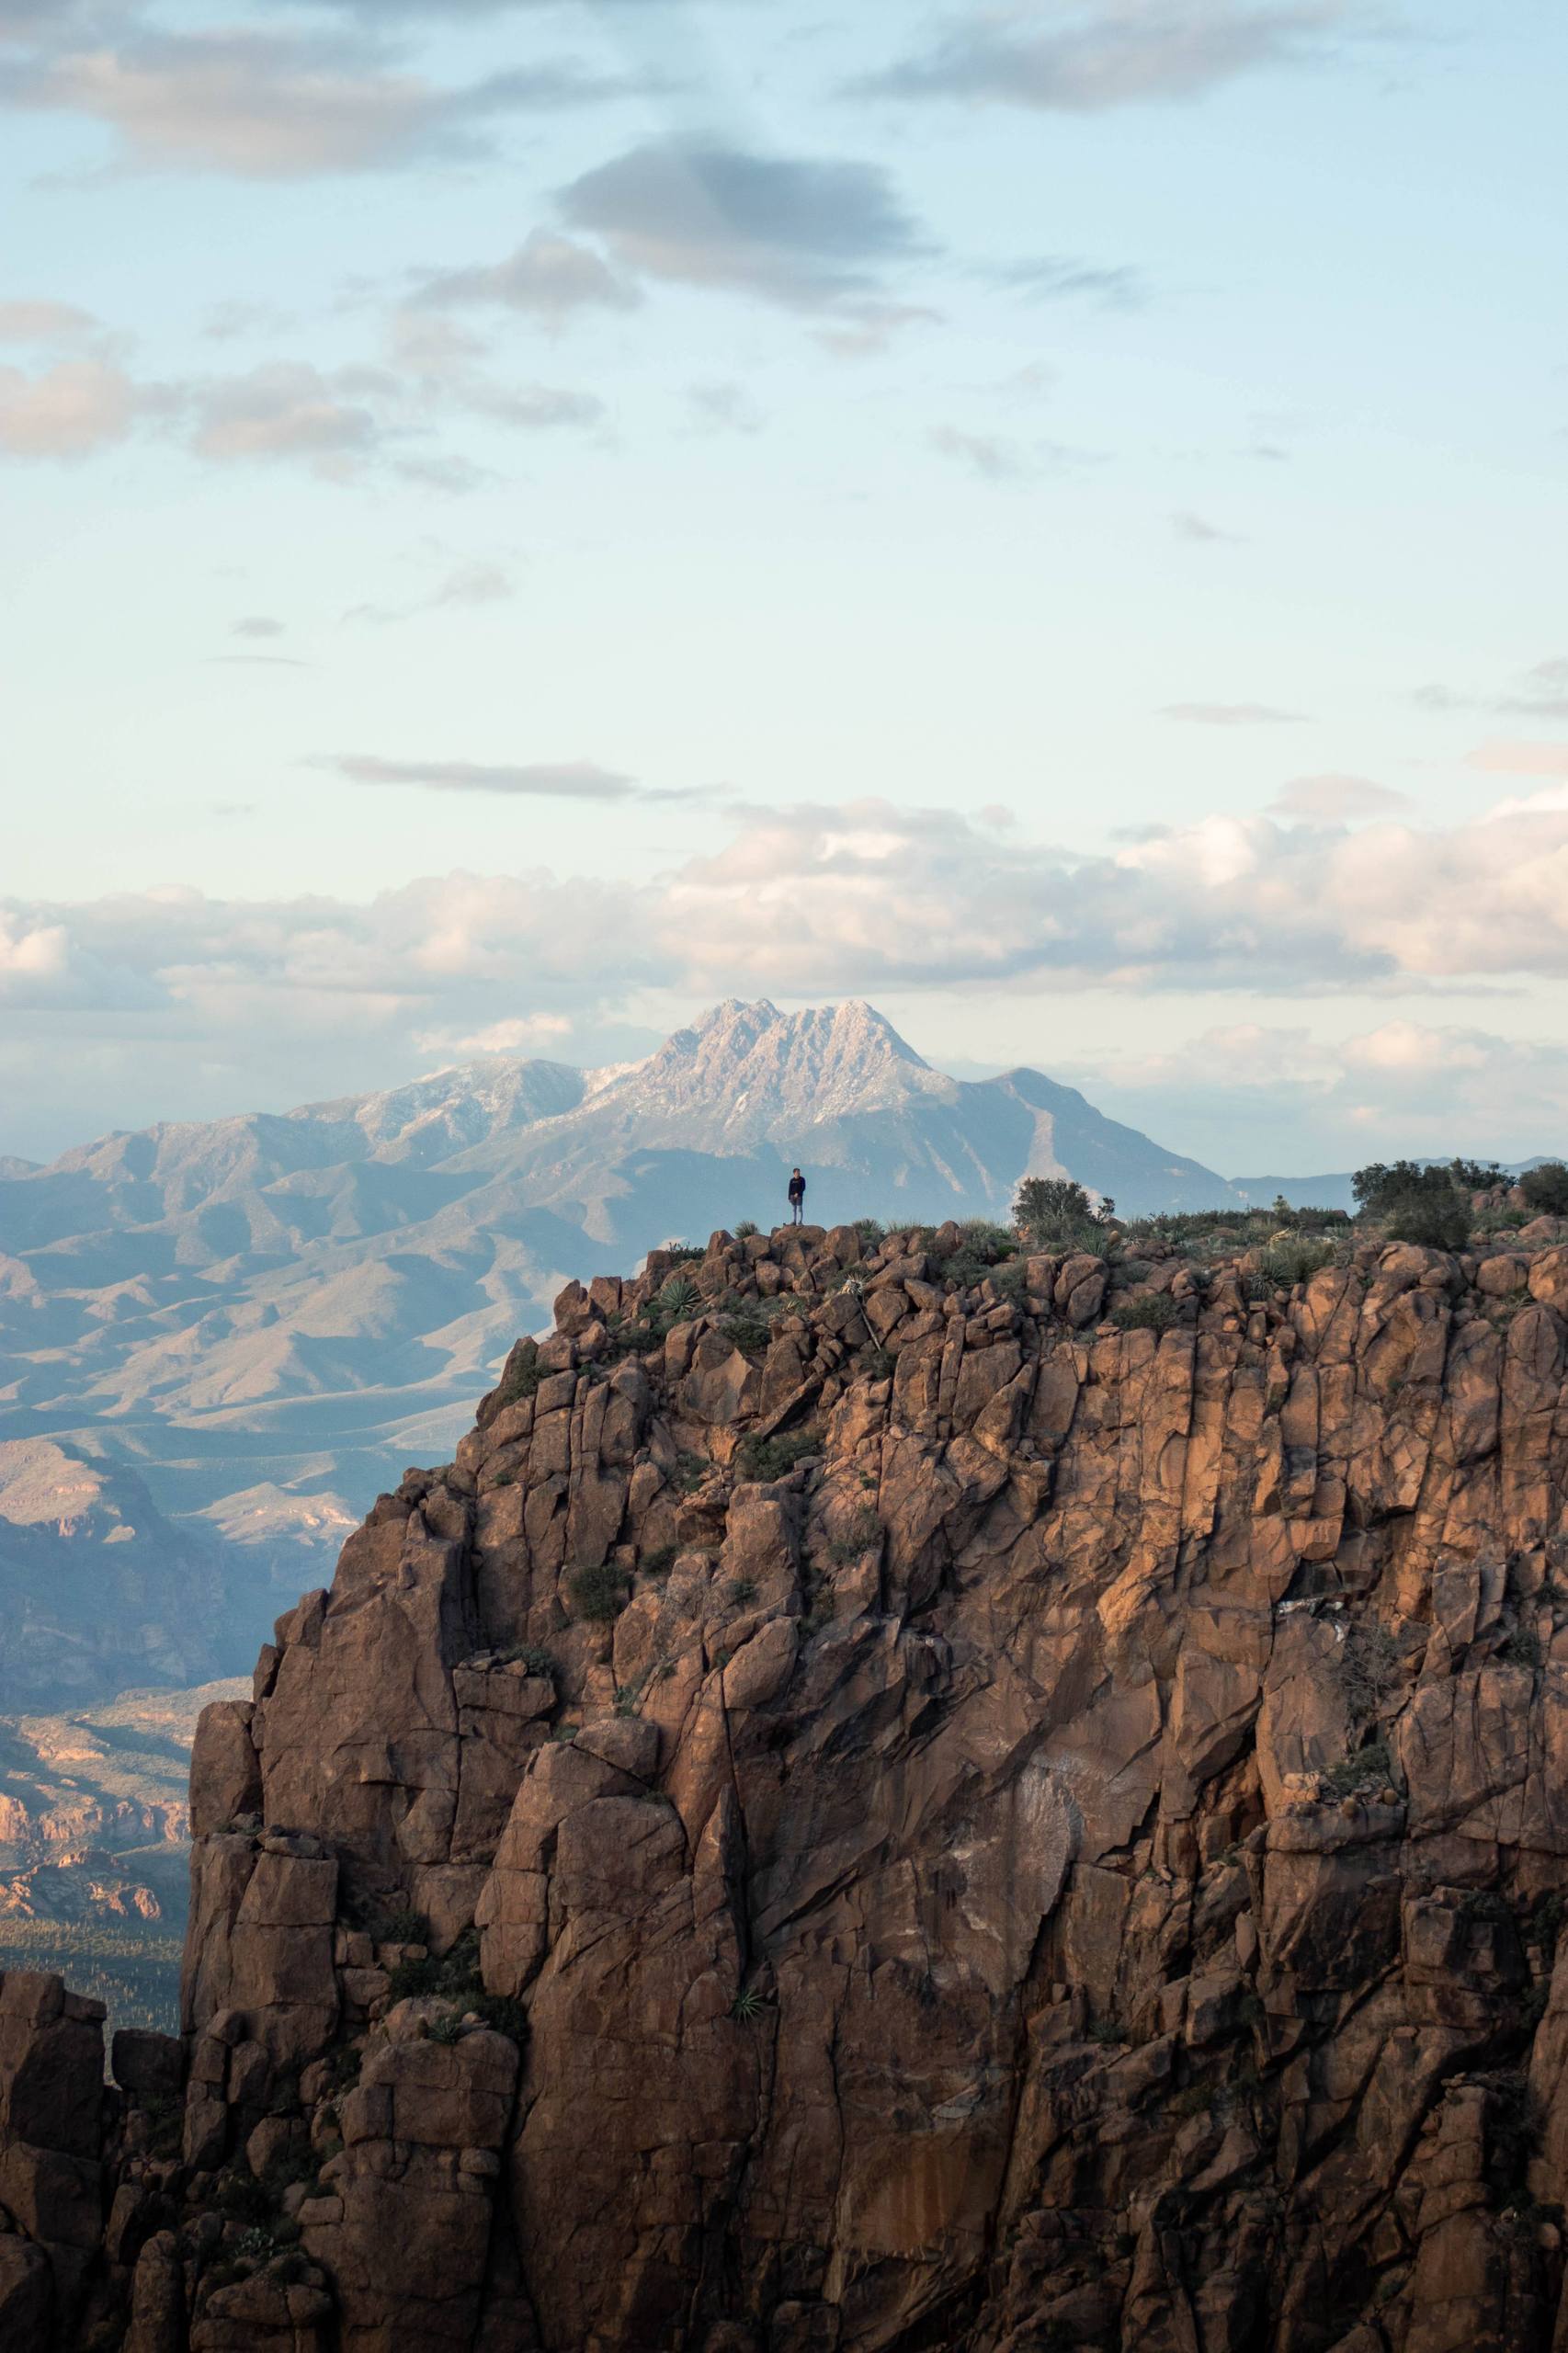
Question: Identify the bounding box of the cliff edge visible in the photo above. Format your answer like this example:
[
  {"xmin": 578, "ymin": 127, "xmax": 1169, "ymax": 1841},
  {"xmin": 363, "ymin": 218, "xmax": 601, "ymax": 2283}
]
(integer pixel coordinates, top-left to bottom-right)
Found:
[{"xmin": 5, "ymin": 1211, "xmax": 1568, "ymax": 2352}]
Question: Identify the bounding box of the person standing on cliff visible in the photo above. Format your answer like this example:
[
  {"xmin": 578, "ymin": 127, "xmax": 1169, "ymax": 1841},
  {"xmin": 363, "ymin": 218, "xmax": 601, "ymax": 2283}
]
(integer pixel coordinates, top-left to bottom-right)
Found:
[{"xmin": 788, "ymin": 1167, "xmax": 806, "ymax": 1226}]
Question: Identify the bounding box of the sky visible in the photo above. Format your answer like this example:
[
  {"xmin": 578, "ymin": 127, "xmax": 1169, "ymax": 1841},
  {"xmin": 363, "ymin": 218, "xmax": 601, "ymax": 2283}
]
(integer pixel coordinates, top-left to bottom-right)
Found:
[{"xmin": 4, "ymin": 0, "xmax": 1568, "ymax": 1176}]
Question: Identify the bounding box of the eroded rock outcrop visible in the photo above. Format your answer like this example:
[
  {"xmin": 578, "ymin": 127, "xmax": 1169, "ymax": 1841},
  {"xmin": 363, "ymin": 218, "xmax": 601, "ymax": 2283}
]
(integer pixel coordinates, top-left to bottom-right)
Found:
[{"xmin": 5, "ymin": 1213, "xmax": 1568, "ymax": 2350}]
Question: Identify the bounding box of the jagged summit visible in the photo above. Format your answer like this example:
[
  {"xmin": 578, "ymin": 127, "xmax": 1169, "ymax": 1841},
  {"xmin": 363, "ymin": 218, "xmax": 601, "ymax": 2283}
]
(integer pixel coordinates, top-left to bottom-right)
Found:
[{"xmin": 588, "ymin": 997, "xmax": 944, "ymax": 1144}]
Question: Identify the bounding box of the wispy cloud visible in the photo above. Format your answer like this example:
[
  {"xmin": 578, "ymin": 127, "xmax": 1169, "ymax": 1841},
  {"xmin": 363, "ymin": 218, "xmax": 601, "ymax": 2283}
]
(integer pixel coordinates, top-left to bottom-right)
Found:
[
  {"xmin": 317, "ymin": 753, "xmax": 721, "ymax": 804},
  {"xmin": 0, "ymin": 26, "xmax": 642, "ymax": 179},
  {"xmin": 414, "ymin": 229, "xmax": 641, "ymax": 324},
  {"xmin": 1171, "ymin": 509, "xmax": 1242, "ymax": 543},
  {"xmin": 1162, "ymin": 700, "xmax": 1306, "ymax": 724},
  {"xmin": 1267, "ymin": 773, "xmax": 1413, "ymax": 821},
  {"xmin": 858, "ymin": 2, "xmax": 1386, "ymax": 114},
  {"xmin": 990, "ymin": 254, "xmax": 1146, "ymax": 307}
]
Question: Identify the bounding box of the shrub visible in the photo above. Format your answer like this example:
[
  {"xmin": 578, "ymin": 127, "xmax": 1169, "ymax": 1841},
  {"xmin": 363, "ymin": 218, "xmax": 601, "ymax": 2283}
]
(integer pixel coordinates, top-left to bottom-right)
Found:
[
  {"xmin": 959, "ymin": 1218, "xmax": 1017, "ymax": 1261},
  {"xmin": 216, "ymin": 2172, "xmax": 274, "ymax": 2223},
  {"xmin": 495, "ymin": 1347, "xmax": 542, "ymax": 1406},
  {"xmin": 377, "ymin": 1905, "xmax": 428, "ymax": 1945},
  {"xmin": 728, "ymin": 1576, "xmax": 757, "ymax": 1606},
  {"xmin": 854, "ymin": 1217, "xmax": 886, "ymax": 1247},
  {"xmin": 860, "ymin": 1344, "xmax": 895, "ymax": 1380},
  {"xmin": 1337, "ymin": 1622, "xmax": 1401, "ymax": 1719},
  {"xmin": 1499, "ymin": 1625, "xmax": 1543, "ymax": 1669},
  {"xmin": 473, "ymin": 1992, "xmax": 528, "ymax": 2042},
  {"xmin": 641, "ymin": 1543, "xmax": 676, "ymax": 1576},
  {"xmin": 566, "ymin": 1563, "xmax": 629, "ymax": 1622},
  {"xmin": 734, "ymin": 1219, "xmax": 760, "ymax": 1240},
  {"xmin": 1386, "ymin": 1190, "xmax": 1471, "ymax": 1250},
  {"xmin": 1088, "ymin": 2018, "xmax": 1128, "ymax": 2046},
  {"xmin": 1353, "ymin": 1159, "xmax": 1485, "ymax": 1248},
  {"xmin": 495, "ymin": 1643, "xmax": 556, "ymax": 1677},
  {"xmin": 1261, "ymin": 1237, "xmax": 1337, "ymax": 1287},
  {"xmin": 939, "ymin": 1247, "xmax": 993, "ymax": 1290},
  {"xmin": 730, "ymin": 1986, "xmax": 767, "ymax": 2022},
  {"xmin": 427, "ymin": 2012, "xmax": 465, "ymax": 2045},
  {"xmin": 1111, "ymin": 1291, "xmax": 1182, "ymax": 1334},
  {"xmin": 1013, "ymin": 1176, "xmax": 1100, "ymax": 1249},
  {"xmin": 1522, "ymin": 1162, "xmax": 1568, "ymax": 1215},
  {"xmin": 671, "ymin": 1452, "xmax": 709, "ymax": 1494},
  {"xmin": 739, "ymin": 1428, "xmax": 820, "ymax": 1482},
  {"xmin": 827, "ymin": 1506, "xmax": 882, "ymax": 1565},
  {"xmin": 1017, "ymin": 1176, "xmax": 1093, "ymax": 1228},
  {"xmin": 386, "ymin": 1951, "xmax": 443, "ymax": 2001},
  {"xmin": 1325, "ymin": 1739, "xmax": 1393, "ymax": 1796},
  {"xmin": 720, "ymin": 1299, "xmax": 779, "ymax": 1354}
]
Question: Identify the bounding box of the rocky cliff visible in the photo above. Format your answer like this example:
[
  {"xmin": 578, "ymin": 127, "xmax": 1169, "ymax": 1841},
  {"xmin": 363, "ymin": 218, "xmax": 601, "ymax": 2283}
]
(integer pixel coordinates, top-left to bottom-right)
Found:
[{"xmin": 5, "ymin": 1210, "xmax": 1568, "ymax": 2352}]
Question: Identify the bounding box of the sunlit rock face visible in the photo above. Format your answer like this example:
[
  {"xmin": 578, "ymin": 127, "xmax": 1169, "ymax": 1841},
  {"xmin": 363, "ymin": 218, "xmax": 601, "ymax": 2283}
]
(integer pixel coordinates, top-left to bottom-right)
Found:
[{"xmin": 6, "ymin": 1211, "xmax": 1568, "ymax": 2351}]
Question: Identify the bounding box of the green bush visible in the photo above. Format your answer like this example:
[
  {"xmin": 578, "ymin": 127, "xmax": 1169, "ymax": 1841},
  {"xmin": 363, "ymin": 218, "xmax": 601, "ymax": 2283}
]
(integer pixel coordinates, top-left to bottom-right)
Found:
[
  {"xmin": 1522, "ymin": 1162, "xmax": 1568, "ymax": 1215},
  {"xmin": 1013, "ymin": 1176, "xmax": 1104, "ymax": 1250},
  {"xmin": 1388, "ymin": 1192, "xmax": 1470, "ymax": 1250},
  {"xmin": 1261, "ymin": 1237, "xmax": 1337, "ymax": 1287},
  {"xmin": 1354, "ymin": 1158, "xmax": 1491, "ymax": 1249},
  {"xmin": 495, "ymin": 1347, "xmax": 542, "ymax": 1406},
  {"xmin": 734, "ymin": 1219, "xmax": 760, "ymax": 1240},
  {"xmin": 1499, "ymin": 1625, "xmax": 1543, "ymax": 1669},
  {"xmin": 1111, "ymin": 1291, "xmax": 1181, "ymax": 1333},
  {"xmin": 739, "ymin": 1428, "xmax": 820, "ymax": 1482},
  {"xmin": 1325, "ymin": 1739, "xmax": 1393, "ymax": 1795},
  {"xmin": 494, "ymin": 1643, "xmax": 556, "ymax": 1677},
  {"xmin": 854, "ymin": 1217, "xmax": 886, "ymax": 1247},
  {"xmin": 641, "ymin": 1543, "xmax": 676, "ymax": 1576},
  {"xmin": 566, "ymin": 1563, "xmax": 630, "ymax": 1622}
]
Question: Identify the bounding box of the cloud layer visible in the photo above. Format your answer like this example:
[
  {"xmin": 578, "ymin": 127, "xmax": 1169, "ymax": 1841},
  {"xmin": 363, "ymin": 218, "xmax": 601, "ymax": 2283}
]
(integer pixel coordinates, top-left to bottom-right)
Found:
[{"xmin": 9, "ymin": 785, "xmax": 1568, "ymax": 1029}]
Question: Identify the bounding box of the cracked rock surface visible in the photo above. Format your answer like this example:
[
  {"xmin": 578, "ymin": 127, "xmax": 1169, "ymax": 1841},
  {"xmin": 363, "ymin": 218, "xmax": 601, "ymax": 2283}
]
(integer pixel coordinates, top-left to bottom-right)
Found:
[{"xmin": 5, "ymin": 1214, "xmax": 1568, "ymax": 2351}]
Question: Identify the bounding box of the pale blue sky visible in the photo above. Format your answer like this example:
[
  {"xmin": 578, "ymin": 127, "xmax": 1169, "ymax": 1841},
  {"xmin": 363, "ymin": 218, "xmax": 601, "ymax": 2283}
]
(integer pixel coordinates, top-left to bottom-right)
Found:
[{"xmin": 4, "ymin": 0, "xmax": 1567, "ymax": 1171}]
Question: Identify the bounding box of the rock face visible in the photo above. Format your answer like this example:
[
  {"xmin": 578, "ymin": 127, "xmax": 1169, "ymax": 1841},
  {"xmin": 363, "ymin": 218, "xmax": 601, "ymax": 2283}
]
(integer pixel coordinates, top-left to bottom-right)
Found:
[{"xmin": 5, "ymin": 1215, "xmax": 1568, "ymax": 2350}]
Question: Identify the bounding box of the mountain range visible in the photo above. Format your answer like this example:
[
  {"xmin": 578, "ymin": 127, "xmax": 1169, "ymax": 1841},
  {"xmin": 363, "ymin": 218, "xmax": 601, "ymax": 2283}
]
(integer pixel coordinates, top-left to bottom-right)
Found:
[{"xmin": 0, "ymin": 997, "xmax": 1254, "ymax": 1699}]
